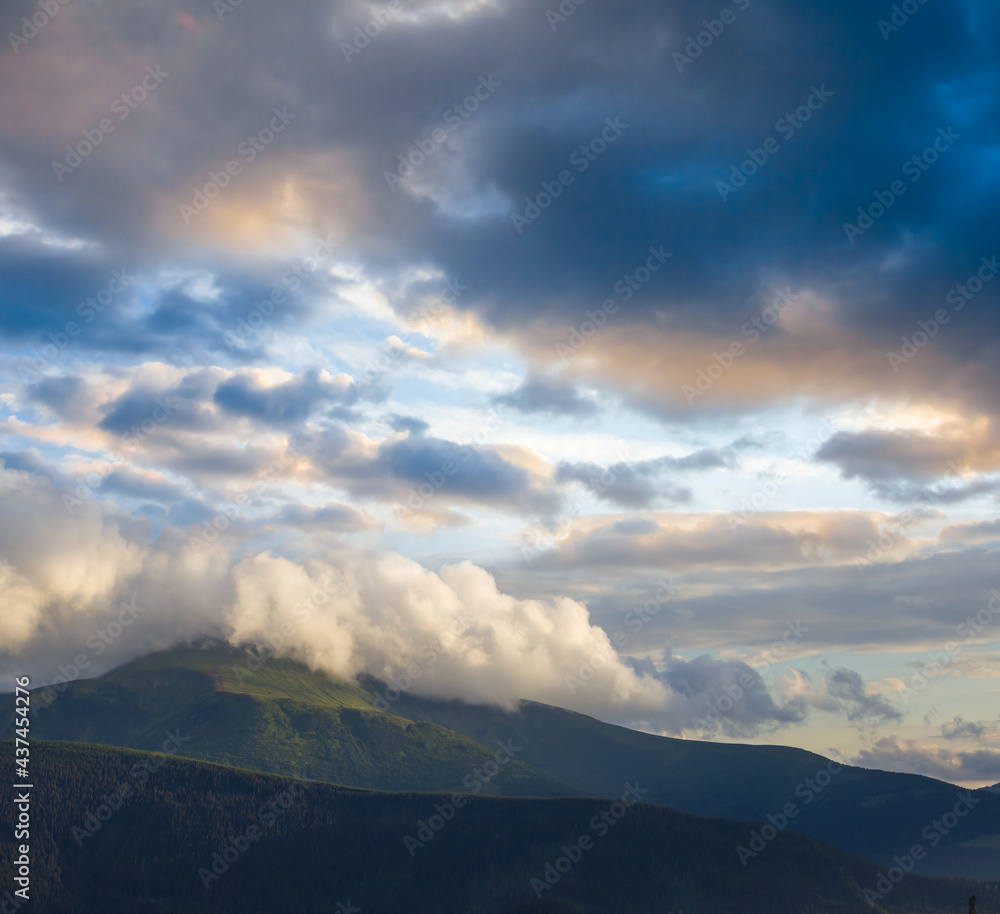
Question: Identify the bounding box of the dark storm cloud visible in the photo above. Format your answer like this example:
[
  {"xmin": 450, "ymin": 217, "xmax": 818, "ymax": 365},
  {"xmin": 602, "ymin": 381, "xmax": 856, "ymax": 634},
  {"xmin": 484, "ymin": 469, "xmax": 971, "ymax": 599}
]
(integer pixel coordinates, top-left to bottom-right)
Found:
[{"xmin": 0, "ymin": 239, "xmax": 132, "ymax": 338}]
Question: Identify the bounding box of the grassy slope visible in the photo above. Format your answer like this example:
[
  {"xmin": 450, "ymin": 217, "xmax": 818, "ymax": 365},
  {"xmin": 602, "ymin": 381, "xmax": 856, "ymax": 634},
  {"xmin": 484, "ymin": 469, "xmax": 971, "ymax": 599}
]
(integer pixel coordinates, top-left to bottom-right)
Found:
[
  {"xmin": 7, "ymin": 644, "xmax": 570, "ymax": 797},
  {"xmin": 1, "ymin": 741, "xmax": 997, "ymax": 914}
]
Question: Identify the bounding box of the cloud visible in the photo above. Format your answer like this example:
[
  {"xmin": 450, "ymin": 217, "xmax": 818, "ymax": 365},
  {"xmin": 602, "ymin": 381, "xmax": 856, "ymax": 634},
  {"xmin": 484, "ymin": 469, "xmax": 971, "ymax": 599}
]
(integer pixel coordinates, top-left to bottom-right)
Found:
[
  {"xmin": 325, "ymin": 432, "xmax": 564, "ymax": 521},
  {"xmin": 273, "ymin": 501, "xmax": 379, "ymax": 532},
  {"xmin": 851, "ymin": 736, "xmax": 1000, "ymax": 786},
  {"xmin": 939, "ymin": 519, "xmax": 1000, "ymax": 546},
  {"xmin": 815, "ymin": 423, "xmax": 1000, "ymax": 500},
  {"xmin": 941, "ymin": 715, "xmax": 1000, "ymax": 741},
  {"xmin": 493, "ymin": 375, "xmax": 597, "ymax": 417},
  {"xmin": 214, "ymin": 369, "xmax": 359, "ymax": 425},
  {"xmin": 224, "ymin": 553, "xmax": 806, "ymax": 736},
  {"xmin": 638, "ymin": 651, "xmax": 806, "ymax": 739},
  {"xmin": 555, "ymin": 446, "xmax": 737, "ymax": 508},
  {"xmin": 387, "ymin": 415, "xmax": 430, "ymax": 436},
  {"xmin": 0, "ymin": 467, "xmax": 232, "ymax": 662},
  {"xmin": 779, "ymin": 667, "xmax": 902, "ymax": 726},
  {"xmin": 0, "ymin": 466, "xmax": 808, "ymax": 737},
  {"xmin": 530, "ymin": 509, "xmax": 923, "ymax": 573}
]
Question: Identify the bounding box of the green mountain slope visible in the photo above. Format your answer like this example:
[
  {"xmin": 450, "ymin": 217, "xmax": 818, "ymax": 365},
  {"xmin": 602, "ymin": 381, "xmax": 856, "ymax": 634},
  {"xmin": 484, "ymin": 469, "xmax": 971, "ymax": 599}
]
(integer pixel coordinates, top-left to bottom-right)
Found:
[
  {"xmin": 7, "ymin": 643, "xmax": 569, "ymax": 797},
  {"xmin": 2, "ymin": 741, "xmax": 996, "ymax": 914},
  {"xmin": 385, "ymin": 691, "xmax": 1000, "ymax": 879},
  {"xmin": 7, "ymin": 643, "xmax": 1000, "ymax": 881}
]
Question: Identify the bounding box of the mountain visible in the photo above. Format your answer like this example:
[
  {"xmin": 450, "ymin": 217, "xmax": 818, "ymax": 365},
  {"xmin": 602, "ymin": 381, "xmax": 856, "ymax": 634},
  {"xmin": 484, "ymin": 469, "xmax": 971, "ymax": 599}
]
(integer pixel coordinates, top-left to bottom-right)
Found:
[
  {"xmin": 6, "ymin": 643, "xmax": 568, "ymax": 798},
  {"xmin": 2, "ymin": 741, "xmax": 996, "ymax": 914},
  {"xmin": 7, "ymin": 643, "xmax": 1000, "ymax": 880},
  {"xmin": 384, "ymin": 689, "xmax": 1000, "ymax": 880}
]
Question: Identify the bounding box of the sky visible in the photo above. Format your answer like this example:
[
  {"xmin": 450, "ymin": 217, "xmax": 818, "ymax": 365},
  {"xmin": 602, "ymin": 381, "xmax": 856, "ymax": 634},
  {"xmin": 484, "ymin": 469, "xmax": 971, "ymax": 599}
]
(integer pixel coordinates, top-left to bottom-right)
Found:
[{"xmin": 0, "ymin": 0, "xmax": 998, "ymax": 787}]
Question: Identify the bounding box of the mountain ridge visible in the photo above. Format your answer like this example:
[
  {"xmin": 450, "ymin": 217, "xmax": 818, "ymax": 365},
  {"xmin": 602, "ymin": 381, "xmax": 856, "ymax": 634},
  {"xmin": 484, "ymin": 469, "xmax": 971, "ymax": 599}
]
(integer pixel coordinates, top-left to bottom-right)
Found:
[
  {"xmin": 2, "ymin": 740, "xmax": 997, "ymax": 914},
  {"xmin": 6, "ymin": 642, "xmax": 1000, "ymax": 881}
]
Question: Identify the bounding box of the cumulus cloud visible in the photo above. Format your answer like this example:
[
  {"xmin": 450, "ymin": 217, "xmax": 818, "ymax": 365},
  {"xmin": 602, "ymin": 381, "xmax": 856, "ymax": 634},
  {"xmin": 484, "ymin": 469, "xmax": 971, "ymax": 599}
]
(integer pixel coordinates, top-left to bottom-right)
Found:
[
  {"xmin": 224, "ymin": 552, "xmax": 811, "ymax": 736},
  {"xmin": 0, "ymin": 467, "xmax": 232, "ymax": 666},
  {"xmin": 0, "ymin": 466, "xmax": 805, "ymax": 737}
]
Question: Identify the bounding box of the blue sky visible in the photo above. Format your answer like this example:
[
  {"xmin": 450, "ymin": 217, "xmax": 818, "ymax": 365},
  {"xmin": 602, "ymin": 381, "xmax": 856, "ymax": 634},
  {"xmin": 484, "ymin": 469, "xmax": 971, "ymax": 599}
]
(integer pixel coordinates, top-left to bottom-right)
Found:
[{"xmin": 1, "ymin": 0, "xmax": 999, "ymax": 785}]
